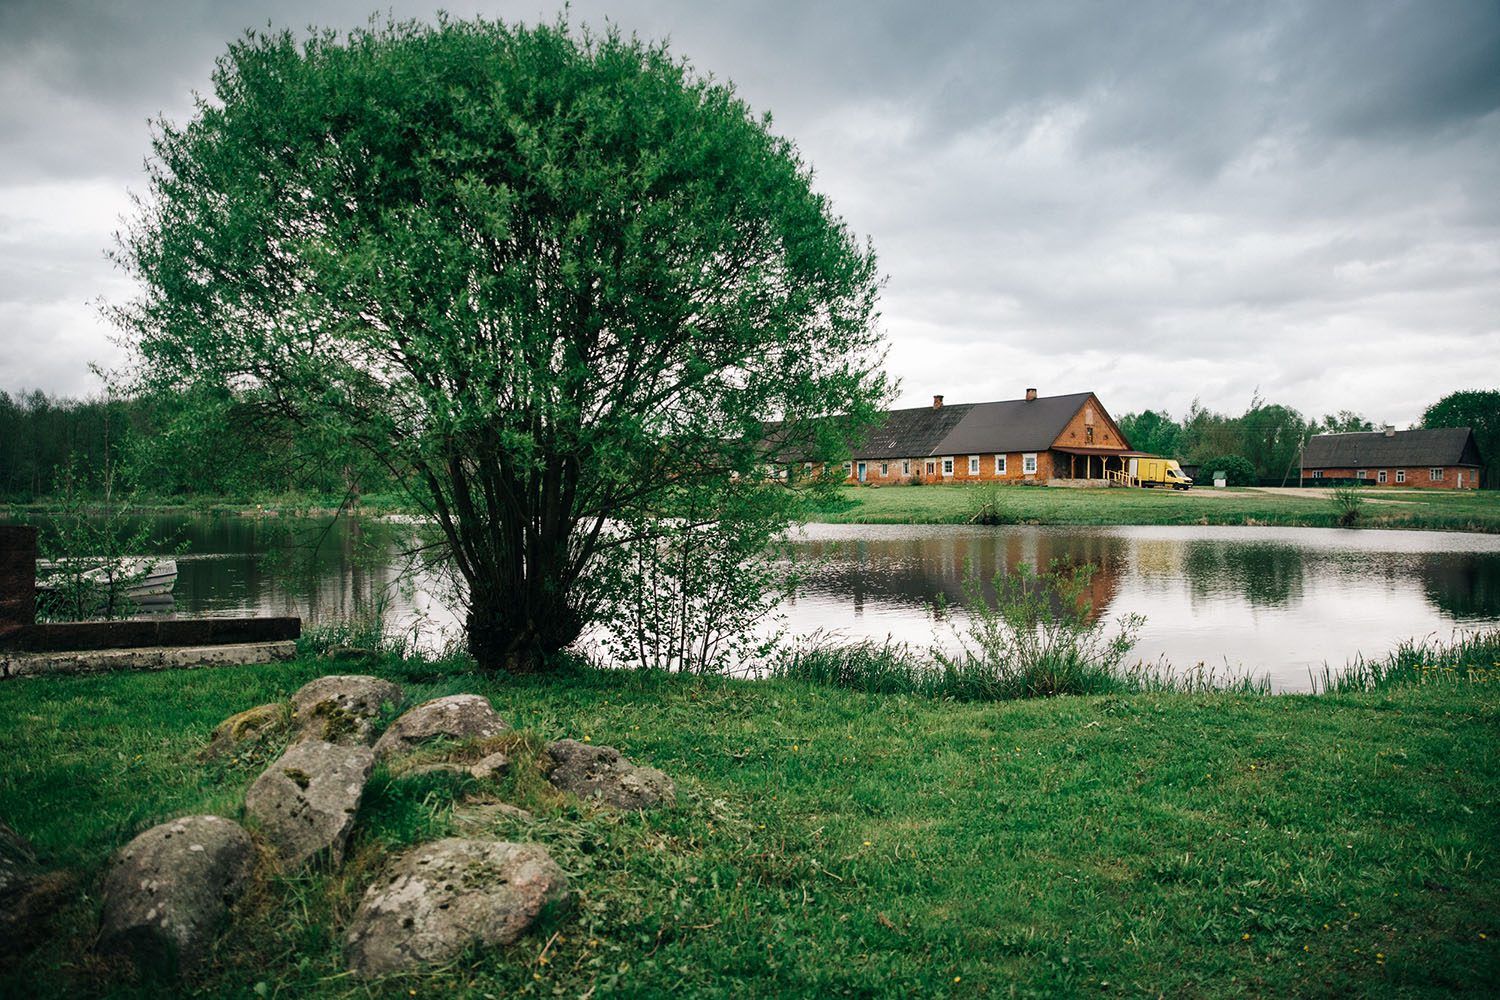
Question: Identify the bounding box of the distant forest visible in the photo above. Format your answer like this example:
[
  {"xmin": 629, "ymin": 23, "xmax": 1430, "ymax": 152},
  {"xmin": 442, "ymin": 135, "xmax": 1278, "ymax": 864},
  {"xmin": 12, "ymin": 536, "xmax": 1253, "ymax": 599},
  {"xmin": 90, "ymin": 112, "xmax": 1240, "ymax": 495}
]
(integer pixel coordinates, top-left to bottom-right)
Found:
[
  {"xmin": 0, "ymin": 389, "xmax": 393, "ymax": 502},
  {"xmin": 2, "ymin": 387, "xmax": 1493, "ymax": 501}
]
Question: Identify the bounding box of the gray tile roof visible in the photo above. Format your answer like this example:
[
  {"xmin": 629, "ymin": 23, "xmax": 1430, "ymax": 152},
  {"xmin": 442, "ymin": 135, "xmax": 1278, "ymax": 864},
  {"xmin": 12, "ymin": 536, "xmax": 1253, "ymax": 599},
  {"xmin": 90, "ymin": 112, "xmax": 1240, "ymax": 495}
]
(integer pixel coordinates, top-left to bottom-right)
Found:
[
  {"xmin": 933, "ymin": 392, "xmax": 1098, "ymax": 456},
  {"xmin": 846, "ymin": 391, "xmax": 1101, "ymax": 460},
  {"xmin": 848, "ymin": 403, "xmax": 975, "ymax": 459},
  {"xmin": 1302, "ymin": 427, "xmax": 1481, "ymax": 469}
]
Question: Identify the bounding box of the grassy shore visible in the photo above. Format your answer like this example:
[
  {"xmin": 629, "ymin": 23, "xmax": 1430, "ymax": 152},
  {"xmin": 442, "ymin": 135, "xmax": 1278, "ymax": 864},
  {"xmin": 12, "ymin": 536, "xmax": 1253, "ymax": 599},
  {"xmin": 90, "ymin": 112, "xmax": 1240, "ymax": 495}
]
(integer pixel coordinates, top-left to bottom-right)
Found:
[
  {"xmin": 3, "ymin": 647, "xmax": 1497, "ymax": 998},
  {"xmin": 808, "ymin": 483, "xmax": 1500, "ymax": 532}
]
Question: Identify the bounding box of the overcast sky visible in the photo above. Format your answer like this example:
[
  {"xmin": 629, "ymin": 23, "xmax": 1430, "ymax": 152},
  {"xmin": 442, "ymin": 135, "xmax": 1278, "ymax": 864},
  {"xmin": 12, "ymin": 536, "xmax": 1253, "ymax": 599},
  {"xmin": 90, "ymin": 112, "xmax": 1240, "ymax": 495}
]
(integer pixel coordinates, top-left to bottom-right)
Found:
[{"xmin": 2, "ymin": 0, "xmax": 1497, "ymax": 427}]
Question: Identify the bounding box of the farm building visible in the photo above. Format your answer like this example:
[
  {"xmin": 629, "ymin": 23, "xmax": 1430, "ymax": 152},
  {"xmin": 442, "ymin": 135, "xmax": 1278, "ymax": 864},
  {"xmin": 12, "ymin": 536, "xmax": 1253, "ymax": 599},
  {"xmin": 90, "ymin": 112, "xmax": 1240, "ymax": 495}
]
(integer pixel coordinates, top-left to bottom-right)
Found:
[
  {"xmin": 780, "ymin": 389, "xmax": 1141, "ymax": 485},
  {"xmin": 1301, "ymin": 426, "xmax": 1481, "ymax": 489}
]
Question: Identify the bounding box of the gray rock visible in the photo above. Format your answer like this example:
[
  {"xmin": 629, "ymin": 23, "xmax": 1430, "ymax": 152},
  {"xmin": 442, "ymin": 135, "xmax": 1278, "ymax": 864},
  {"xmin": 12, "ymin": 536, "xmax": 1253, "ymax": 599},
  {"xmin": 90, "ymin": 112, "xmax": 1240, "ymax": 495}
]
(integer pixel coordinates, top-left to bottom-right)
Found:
[
  {"xmin": 200, "ymin": 702, "xmax": 288, "ymax": 760},
  {"xmin": 97, "ymin": 815, "xmax": 254, "ymax": 973},
  {"xmin": 543, "ymin": 739, "xmax": 676, "ymax": 810},
  {"xmin": 291, "ymin": 675, "xmax": 404, "ymax": 746},
  {"xmin": 372, "ymin": 695, "xmax": 509, "ymax": 760},
  {"xmin": 469, "ymin": 752, "xmax": 510, "ymax": 780},
  {"xmin": 344, "ymin": 839, "xmax": 568, "ymax": 977},
  {"xmin": 244, "ymin": 740, "xmax": 374, "ymax": 870}
]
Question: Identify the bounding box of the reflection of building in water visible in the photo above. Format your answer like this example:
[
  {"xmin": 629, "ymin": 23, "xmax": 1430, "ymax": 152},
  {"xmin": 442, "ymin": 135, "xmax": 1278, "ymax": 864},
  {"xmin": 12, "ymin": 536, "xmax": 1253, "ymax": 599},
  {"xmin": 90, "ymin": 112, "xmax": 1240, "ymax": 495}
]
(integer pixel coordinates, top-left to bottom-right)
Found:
[{"xmin": 799, "ymin": 528, "xmax": 1124, "ymax": 621}]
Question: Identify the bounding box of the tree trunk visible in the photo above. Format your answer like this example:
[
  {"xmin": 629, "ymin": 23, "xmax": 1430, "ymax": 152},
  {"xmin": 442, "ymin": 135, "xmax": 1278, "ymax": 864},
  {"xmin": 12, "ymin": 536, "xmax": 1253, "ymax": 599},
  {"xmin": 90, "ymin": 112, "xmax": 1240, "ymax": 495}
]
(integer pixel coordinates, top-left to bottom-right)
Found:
[{"xmin": 465, "ymin": 590, "xmax": 584, "ymax": 674}]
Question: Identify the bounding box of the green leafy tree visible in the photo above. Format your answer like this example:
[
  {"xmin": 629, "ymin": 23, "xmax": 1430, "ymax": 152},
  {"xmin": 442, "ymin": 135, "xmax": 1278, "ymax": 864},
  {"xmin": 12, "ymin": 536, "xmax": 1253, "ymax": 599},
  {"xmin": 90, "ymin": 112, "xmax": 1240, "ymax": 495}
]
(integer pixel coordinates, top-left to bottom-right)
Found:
[
  {"xmin": 112, "ymin": 17, "xmax": 889, "ymax": 672},
  {"xmin": 1177, "ymin": 400, "xmax": 1241, "ymax": 470},
  {"xmin": 1202, "ymin": 454, "xmax": 1257, "ymax": 486},
  {"xmin": 1423, "ymin": 390, "xmax": 1499, "ymax": 489},
  {"xmin": 1239, "ymin": 402, "xmax": 1306, "ymax": 484},
  {"xmin": 1316, "ymin": 410, "xmax": 1373, "ymax": 434},
  {"xmin": 1116, "ymin": 409, "xmax": 1181, "ymax": 458}
]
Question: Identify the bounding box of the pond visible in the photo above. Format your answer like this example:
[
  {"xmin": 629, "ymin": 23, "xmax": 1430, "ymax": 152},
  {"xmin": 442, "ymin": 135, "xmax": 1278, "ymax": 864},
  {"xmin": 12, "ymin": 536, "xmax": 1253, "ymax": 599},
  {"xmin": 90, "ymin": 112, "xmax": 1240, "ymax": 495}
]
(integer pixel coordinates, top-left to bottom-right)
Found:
[{"xmin": 16, "ymin": 513, "xmax": 1500, "ymax": 691}]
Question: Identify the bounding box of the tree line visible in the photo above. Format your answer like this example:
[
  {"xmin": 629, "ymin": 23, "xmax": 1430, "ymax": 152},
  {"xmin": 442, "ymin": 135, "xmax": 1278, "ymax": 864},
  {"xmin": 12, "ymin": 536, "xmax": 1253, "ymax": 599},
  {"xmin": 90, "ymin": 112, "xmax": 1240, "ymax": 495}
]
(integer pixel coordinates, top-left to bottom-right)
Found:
[
  {"xmin": 0, "ymin": 388, "xmax": 397, "ymax": 502},
  {"xmin": 1117, "ymin": 390, "xmax": 1499, "ymax": 487}
]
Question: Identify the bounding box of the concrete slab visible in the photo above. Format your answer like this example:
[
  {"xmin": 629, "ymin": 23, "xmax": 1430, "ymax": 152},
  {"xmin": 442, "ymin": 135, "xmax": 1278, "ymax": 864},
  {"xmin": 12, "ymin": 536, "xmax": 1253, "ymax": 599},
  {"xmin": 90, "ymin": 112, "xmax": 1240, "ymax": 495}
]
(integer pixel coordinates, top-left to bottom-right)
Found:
[{"xmin": 1, "ymin": 640, "xmax": 298, "ymax": 680}]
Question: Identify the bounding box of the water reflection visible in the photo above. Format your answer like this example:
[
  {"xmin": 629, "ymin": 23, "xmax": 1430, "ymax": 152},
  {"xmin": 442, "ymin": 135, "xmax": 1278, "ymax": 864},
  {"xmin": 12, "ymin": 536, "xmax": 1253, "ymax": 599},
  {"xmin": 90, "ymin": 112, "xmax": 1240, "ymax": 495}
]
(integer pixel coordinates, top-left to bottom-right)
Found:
[{"xmin": 8, "ymin": 513, "xmax": 1499, "ymax": 691}]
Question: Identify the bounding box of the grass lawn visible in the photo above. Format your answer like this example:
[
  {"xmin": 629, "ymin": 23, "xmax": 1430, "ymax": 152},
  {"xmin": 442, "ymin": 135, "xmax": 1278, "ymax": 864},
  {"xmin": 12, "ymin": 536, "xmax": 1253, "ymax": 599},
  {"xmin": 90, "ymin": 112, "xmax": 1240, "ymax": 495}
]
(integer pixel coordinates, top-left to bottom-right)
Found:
[
  {"xmin": 2, "ymin": 656, "xmax": 1497, "ymax": 998},
  {"xmin": 810, "ymin": 484, "xmax": 1500, "ymax": 532}
]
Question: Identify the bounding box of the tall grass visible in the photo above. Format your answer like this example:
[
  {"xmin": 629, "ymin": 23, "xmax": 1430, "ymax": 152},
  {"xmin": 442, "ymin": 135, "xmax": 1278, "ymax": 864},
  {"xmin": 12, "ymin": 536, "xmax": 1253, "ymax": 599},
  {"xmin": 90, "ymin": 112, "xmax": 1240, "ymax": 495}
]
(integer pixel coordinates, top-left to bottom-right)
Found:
[{"xmin": 1313, "ymin": 629, "xmax": 1500, "ymax": 693}]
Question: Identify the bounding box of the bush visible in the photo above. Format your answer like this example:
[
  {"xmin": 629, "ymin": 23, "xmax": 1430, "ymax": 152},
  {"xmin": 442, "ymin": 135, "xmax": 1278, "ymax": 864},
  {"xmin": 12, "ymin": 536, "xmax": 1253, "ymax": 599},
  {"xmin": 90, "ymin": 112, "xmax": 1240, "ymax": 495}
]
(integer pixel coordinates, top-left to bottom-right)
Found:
[
  {"xmin": 1329, "ymin": 482, "xmax": 1365, "ymax": 526},
  {"xmin": 1202, "ymin": 455, "xmax": 1256, "ymax": 486},
  {"xmin": 930, "ymin": 558, "xmax": 1145, "ymax": 699}
]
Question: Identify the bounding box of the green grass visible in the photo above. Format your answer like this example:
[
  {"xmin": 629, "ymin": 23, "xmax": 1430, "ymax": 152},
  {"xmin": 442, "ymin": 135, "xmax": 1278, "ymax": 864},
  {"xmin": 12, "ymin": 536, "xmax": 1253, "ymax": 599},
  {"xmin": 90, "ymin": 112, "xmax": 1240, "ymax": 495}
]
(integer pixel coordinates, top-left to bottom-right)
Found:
[
  {"xmin": 810, "ymin": 484, "xmax": 1500, "ymax": 532},
  {"xmin": 3, "ymin": 652, "xmax": 1498, "ymax": 999}
]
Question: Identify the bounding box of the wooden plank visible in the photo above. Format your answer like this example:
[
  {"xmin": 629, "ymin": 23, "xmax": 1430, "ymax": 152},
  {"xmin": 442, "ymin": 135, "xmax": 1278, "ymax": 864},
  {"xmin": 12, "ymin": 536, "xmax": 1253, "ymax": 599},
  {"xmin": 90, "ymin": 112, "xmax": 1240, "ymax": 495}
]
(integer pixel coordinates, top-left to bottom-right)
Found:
[{"xmin": 0, "ymin": 617, "xmax": 302, "ymax": 653}]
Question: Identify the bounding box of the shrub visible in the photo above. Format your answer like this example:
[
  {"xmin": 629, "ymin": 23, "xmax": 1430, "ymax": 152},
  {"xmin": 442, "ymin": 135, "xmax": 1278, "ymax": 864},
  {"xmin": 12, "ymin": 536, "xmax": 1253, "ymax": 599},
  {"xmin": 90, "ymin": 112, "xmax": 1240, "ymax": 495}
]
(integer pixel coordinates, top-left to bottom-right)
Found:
[
  {"xmin": 1203, "ymin": 455, "xmax": 1256, "ymax": 486},
  {"xmin": 1329, "ymin": 482, "xmax": 1365, "ymax": 526},
  {"xmin": 930, "ymin": 558, "xmax": 1145, "ymax": 699}
]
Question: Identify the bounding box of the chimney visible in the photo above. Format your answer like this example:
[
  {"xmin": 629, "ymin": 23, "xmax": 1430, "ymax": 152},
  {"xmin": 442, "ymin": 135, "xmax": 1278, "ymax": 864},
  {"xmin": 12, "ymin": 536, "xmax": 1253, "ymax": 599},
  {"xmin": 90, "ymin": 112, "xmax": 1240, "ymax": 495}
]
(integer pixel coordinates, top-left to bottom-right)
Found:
[
  {"xmin": 1384, "ymin": 424, "xmax": 1395, "ymax": 437},
  {"xmin": 1025, "ymin": 387, "xmax": 1037, "ymax": 401},
  {"xmin": 933, "ymin": 394, "xmax": 944, "ymax": 409}
]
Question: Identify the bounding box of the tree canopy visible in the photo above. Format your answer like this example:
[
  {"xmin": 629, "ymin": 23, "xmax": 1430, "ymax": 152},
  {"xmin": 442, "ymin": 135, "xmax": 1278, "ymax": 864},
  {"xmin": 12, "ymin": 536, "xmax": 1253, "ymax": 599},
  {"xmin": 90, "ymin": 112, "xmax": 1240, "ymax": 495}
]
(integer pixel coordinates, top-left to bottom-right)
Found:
[
  {"xmin": 113, "ymin": 17, "xmax": 890, "ymax": 670},
  {"xmin": 1424, "ymin": 389, "xmax": 1499, "ymax": 489}
]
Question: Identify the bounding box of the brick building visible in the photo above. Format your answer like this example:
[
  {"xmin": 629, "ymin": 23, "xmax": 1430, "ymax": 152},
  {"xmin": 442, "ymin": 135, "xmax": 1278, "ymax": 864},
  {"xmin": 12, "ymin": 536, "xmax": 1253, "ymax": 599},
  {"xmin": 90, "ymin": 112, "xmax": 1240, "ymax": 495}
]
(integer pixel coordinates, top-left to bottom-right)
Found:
[
  {"xmin": 1301, "ymin": 426, "xmax": 1482, "ymax": 489},
  {"xmin": 784, "ymin": 389, "xmax": 1139, "ymax": 485}
]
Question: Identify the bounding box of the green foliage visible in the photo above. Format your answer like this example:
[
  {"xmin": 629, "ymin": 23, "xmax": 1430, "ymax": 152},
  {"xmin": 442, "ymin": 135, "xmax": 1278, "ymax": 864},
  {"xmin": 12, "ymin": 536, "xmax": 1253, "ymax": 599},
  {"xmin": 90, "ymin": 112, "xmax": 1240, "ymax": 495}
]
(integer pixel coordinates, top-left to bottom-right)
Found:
[
  {"xmin": 113, "ymin": 16, "xmax": 890, "ymax": 672},
  {"xmin": 1316, "ymin": 409, "xmax": 1373, "ymax": 434},
  {"xmin": 931, "ymin": 558, "xmax": 1145, "ymax": 698},
  {"xmin": 26, "ymin": 440, "xmax": 186, "ymax": 622},
  {"xmin": 1116, "ymin": 408, "xmax": 1181, "ymax": 457},
  {"xmin": 1423, "ymin": 389, "xmax": 1499, "ymax": 488},
  {"xmin": 1238, "ymin": 400, "xmax": 1307, "ymax": 483},
  {"xmin": 1204, "ymin": 453, "xmax": 1257, "ymax": 486},
  {"xmin": 1329, "ymin": 481, "xmax": 1366, "ymax": 526},
  {"xmin": 601, "ymin": 480, "xmax": 800, "ymax": 673}
]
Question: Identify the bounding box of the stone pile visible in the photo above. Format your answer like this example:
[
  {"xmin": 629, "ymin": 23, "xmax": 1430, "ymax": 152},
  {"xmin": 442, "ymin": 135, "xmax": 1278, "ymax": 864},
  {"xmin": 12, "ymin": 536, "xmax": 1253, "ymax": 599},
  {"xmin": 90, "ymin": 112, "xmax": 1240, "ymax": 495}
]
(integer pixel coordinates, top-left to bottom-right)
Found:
[{"xmin": 83, "ymin": 673, "xmax": 675, "ymax": 979}]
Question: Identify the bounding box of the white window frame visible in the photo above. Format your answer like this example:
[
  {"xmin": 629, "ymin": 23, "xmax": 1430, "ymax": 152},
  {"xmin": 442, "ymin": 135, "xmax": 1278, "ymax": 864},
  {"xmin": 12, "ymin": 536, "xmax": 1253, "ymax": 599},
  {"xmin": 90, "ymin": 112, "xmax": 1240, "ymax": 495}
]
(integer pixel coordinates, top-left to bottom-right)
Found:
[
  {"xmin": 1429, "ymin": 468, "xmax": 1442, "ymax": 481},
  {"xmin": 1396, "ymin": 469, "xmax": 1405, "ymax": 483},
  {"xmin": 1309, "ymin": 470, "xmax": 1323, "ymax": 479},
  {"xmin": 926, "ymin": 460, "xmax": 936, "ymax": 477},
  {"xmin": 941, "ymin": 457, "xmax": 954, "ymax": 477},
  {"xmin": 1023, "ymin": 453, "xmax": 1038, "ymax": 475},
  {"xmin": 1378, "ymin": 470, "xmax": 1387, "ymax": 483},
  {"xmin": 1357, "ymin": 469, "xmax": 1366, "ymax": 479},
  {"xmin": 880, "ymin": 462, "xmax": 888, "ymax": 477},
  {"xmin": 968, "ymin": 455, "xmax": 980, "ymax": 475},
  {"xmin": 843, "ymin": 461, "xmax": 852, "ymax": 477},
  {"xmin": 995, "ymin": 454, "xmax": 1007, "ymax": 475},
  {"xmin": 902, "ymin": 460, "xmax": 911, "ymax": 475}
]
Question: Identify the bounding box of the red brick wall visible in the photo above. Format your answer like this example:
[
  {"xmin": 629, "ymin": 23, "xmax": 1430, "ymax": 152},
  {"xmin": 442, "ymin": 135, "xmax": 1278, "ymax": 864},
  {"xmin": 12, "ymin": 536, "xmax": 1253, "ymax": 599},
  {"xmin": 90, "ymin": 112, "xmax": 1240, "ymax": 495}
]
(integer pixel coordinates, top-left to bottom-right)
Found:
[{"xmin": 1304, "ymin": 467, "xmax": 1479, "ymax": 489}]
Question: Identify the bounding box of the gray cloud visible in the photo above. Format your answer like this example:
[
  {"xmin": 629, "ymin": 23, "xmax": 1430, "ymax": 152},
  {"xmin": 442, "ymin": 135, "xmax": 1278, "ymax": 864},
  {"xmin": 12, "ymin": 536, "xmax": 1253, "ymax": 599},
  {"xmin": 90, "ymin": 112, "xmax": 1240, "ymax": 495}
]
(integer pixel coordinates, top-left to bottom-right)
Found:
[{"xmin": 2, "ymin": 0, "xmax": 1497, "ymax": 426}]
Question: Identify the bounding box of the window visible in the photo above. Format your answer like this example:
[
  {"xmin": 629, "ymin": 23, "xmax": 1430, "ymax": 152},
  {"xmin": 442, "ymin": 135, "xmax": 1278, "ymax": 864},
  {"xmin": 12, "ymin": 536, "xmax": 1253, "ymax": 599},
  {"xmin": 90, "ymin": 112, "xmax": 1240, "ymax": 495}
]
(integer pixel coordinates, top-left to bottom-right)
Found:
[
  {"xmin": 1430, "ymin": 468, "xmax": 1443, "ymax": 481},
  {"xmin": 1085, "ymin": 426, "xmax": 1094, "ymax": 444},
  {"xmin": 942, "ymin": 457, "xmax": 954, "ymax": 476},
  {"xmin": 926, "ymin": 460, "xmax": 936, "ymax": 476},
  {"xmin": 1357, "ymin": 469, "xmax": 1365, "ymax": 479},
  {"xmin": 1309, "ymin": 470, "xmax": 1323, "ymax": 479},
  {"xmin": 903, "ymin": 460, "xmax": 911, "ymax": 475},
  {"xmin": 968, "ymin": 456, "xmax": 980, "ymax": 475},
  {"xmin": 995, "ymin": 455, "xmax": 1007, "ymax": 475},
  {"xmin": 880, "ymin": 462, "xmax": 888, "ymax": 477},
  {"xmin": 1378, "ymin": 470, "xmax": 1387, "ymax": 483},
  {"xmin": 1396, "ymin": 470, "xmax": 1405, "ymax": 483},
  {"xmin": 843, "ymin": 462, "xmax": 852, "ymax": 477},
  {"xmin": 1023, "ymin": 453, "xmax": 1037, "ymax": 475}
]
